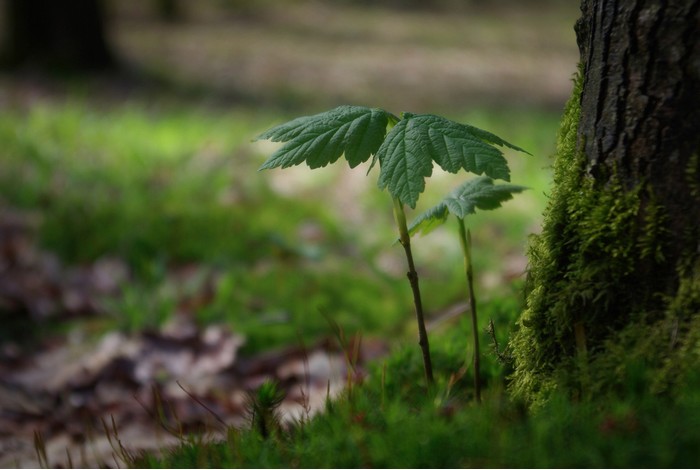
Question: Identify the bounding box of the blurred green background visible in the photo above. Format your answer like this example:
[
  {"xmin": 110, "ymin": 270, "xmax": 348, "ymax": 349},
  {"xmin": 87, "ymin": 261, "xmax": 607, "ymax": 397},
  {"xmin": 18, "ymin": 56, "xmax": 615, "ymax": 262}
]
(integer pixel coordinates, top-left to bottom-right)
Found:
[{"xmin": 0, "ymin": 0, "xmax": 579, "ymax": 353}]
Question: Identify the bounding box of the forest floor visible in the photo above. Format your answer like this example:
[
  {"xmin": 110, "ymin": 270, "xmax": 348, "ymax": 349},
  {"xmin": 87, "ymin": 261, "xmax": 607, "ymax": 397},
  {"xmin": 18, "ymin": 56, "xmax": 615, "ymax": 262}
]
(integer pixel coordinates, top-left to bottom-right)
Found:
[{"xmin": 0, "ymin": 1, "xmax": 579, "ymax": 467}]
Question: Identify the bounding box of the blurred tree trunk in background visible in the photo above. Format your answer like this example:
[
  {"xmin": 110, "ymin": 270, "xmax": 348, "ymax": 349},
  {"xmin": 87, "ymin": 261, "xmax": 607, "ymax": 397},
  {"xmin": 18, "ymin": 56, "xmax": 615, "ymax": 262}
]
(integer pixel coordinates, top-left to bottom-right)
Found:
[
  {"xmin": 0, "ymin": 0, "xmax": 115, "ymax": 71},
  {"xmin": 510, "ymin": 0, "xmax": 700, "ymax": 405}
]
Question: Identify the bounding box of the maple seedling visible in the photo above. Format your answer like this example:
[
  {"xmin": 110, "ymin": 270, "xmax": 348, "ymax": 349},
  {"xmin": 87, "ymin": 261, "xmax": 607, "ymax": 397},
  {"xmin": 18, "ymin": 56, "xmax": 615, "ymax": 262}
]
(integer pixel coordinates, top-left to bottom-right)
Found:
[
  {"xmin": 256, "ymin": 105, "xmax": 528, "ymax": 389},
  {"xmin": 409, "ymin": 176, "xmax": 527, "ymax": 402}
]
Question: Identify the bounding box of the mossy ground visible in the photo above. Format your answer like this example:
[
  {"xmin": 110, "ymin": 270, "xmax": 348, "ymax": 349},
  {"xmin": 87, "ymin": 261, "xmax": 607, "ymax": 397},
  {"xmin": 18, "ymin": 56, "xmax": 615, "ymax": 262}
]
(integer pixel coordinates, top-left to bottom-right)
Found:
[{"xmin": 135, "ymin": 311, "xmax": 700, "ymax": 468}]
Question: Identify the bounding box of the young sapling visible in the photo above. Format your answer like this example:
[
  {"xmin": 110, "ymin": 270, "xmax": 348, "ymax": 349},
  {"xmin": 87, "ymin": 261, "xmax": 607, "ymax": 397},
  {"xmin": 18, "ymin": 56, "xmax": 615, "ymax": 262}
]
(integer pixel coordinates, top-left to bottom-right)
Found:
[
  {"xmin": 409, "ymin": 176, "xmax": 527, "ymax": 402},
  {"xmin": 255, "ymin": 105, "xmax": 528, "ymax": 389}
]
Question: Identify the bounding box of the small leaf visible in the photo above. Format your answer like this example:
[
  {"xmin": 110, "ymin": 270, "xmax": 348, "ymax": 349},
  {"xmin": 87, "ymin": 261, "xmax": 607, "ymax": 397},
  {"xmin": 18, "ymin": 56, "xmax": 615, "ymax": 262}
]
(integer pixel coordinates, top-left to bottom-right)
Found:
[
  {"xmin": 377, "ymin": 113, "xmax": 528, "ymax": 208},
  {"xmin": 256, "ymin": 105, "xmax": 390, "ymax": 170},
  {"xmin": 407, "ymin": 203, "xmax": 451, "ymax": 235},
  {"xmin": 408, "ymin": 176, "xmax": 527, "ymax": 236}
]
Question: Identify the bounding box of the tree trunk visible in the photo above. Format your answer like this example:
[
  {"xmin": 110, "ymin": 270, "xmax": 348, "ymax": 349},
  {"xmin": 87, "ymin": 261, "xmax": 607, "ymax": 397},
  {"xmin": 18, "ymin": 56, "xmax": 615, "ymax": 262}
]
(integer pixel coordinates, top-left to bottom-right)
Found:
[
  {"xmin": 1, "ymin": 0, "xmax": 115, "ymax": 71},
  {"xmin": 510, "ymin": 0, "xmax": 700, "ymax": 406}
]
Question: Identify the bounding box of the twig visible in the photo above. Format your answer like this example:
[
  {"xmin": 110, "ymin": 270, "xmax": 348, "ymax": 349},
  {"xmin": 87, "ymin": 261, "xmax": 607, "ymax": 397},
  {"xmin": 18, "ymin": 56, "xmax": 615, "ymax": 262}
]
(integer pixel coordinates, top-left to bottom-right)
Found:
[
  {"xmin": 487, "ymin": 318, "xmax": 512, "ymax": 365},
  {"xmin": 176, "ymin": 381, "xmax": 228, "ymax": 428},
  {"xmin": 133, "ymin": 388, "xmax": 181, "ymax": 438}
]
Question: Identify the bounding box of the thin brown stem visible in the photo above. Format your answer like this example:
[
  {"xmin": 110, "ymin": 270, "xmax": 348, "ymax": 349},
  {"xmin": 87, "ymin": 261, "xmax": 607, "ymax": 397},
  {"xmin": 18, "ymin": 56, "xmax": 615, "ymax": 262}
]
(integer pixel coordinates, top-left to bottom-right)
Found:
[{"xmin": 393, "ymin": 197, "xmax": 434, "ymax": 387}]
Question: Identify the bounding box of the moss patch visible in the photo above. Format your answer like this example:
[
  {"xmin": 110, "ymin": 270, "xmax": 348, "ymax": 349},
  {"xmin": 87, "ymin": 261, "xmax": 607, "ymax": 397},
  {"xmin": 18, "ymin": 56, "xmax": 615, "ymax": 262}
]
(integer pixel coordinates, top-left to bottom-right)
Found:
[{"xmin": 510, "ymin": 66, "xmax": 700, "ymax": 406}]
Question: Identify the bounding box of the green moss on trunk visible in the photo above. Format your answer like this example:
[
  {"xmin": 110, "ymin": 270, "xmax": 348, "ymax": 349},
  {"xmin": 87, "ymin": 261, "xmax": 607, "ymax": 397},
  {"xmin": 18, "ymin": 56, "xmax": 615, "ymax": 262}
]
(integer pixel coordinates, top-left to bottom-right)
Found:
[{"xmin": 510, "ymin": 68, "xmax": 700, "ymax": 407}]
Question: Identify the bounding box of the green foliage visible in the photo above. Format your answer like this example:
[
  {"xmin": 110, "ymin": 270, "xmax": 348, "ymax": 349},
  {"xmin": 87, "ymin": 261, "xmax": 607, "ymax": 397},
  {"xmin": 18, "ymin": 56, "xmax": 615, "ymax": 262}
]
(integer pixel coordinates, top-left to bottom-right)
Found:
[
  {"xmin": 257, "ymin": 105, "xmax": 392, "ymax": 170},
  {"xmin": 256, "ymin": 104, "xmax": 528, "ymax": 386},
  {"xmin": 256, "ymin": 106, "xmax": 527, "ymax": 208},
  {"xmin": 106, "ymin": 277, "xmax": 177, "ymax": 333},
  {"xmin": 408, "ymin": 176, "xmax": 527, "ymax": 235},
  {"xmin": 197, "ymin": 261, "xmax": 409, "ymax": 354},
  {"xmin": 0, "ymin": 103, "xmax": 315, "ymax": 269},
  {"xmin": 376, "ymin": 113, "xmax": 527, "ymax": 208},
  {"xmin": 0, "ymin": 100, "xmax": 553, "ymax": 354}
]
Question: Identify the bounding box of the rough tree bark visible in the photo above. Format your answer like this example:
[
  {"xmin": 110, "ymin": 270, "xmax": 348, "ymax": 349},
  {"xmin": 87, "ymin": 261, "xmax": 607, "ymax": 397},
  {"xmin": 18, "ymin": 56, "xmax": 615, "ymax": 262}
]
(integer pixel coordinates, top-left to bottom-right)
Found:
[
  {"xmin": 510, "ymin": 0, "xmax": 700, "ymax": 405},
  {"xmin": 0, "ymin": 0, "xmax": 115, "ymax": 71}
]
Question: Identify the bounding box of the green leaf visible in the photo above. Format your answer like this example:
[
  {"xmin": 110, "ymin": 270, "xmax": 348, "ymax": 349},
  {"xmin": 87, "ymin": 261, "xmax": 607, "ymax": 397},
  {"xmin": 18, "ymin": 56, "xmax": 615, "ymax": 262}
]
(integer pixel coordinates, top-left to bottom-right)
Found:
[
  {"xmin": 375, "ymin": 117, "xmax": 434, "ymax": 209},
  {"xmin": 376, "ymin": 113, "xmax": 528, "ymax": 208},
  {"xmin": 256, "ymin": 105, "xmax": 390, "ymax": 170},
  {"xmin": 408, "ymin": 176, "xmax": 527, "ymax": 236}
]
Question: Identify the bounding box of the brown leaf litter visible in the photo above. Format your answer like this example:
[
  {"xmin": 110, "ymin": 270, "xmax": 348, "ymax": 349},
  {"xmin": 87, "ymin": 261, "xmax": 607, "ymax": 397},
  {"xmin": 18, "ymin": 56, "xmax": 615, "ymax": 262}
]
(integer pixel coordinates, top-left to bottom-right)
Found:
[{"xmin": 0, "ymin": 209, "xmax": 387, "ymax": 468}]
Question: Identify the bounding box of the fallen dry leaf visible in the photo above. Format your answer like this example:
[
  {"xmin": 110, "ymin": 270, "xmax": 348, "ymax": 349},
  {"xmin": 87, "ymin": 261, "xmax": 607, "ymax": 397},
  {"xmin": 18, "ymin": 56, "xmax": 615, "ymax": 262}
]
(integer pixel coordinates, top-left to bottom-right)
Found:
[
  {"xmin": 0, "ymin": 208, "xmax": 129, "ymax": 321},
  {"xmin": 0, "ymin": 208, "xmax": 388, "ymax": 468},
  {"xmin": 0, "ymin": 322, "xmax": 386, "ymax": 468}
]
